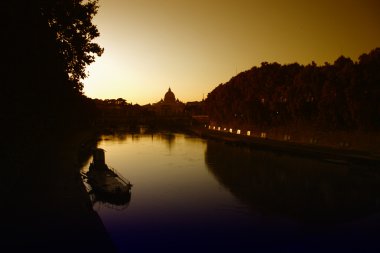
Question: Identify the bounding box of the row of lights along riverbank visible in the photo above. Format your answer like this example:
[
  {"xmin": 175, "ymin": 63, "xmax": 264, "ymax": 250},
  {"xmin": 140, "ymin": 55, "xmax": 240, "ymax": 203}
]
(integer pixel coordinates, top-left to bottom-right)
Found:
[{"xmin": 206, "ymin": 125, "xmax": 268, "ymax": 139}]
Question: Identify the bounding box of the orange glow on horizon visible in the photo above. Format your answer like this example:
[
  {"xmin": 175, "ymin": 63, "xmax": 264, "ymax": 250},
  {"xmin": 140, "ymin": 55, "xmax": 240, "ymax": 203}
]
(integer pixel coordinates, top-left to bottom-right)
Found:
[{"xmin": 83, "ymin": 0, "xmax": 380, "ymax": 105}]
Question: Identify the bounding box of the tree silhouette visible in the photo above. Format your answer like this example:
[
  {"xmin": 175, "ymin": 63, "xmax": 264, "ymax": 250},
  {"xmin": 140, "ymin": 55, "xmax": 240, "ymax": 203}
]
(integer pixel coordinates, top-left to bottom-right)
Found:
[
  {"xmin": 3, "ymin": 1, "xmax": 103, "ymax": 133},
  {"xmin": 40, "ymin": 0, "xmax": 103, "ymax": 92},
  {"xmin": 205, "ymin": 48, "xmax": 380, "ymax": 131}
]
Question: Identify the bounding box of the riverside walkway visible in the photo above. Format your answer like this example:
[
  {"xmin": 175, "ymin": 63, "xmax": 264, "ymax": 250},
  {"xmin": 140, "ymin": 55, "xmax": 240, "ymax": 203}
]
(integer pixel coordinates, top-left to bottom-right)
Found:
[{"xmin": 191, "ymin": 125, "xmax": 380, "ymax": 166}]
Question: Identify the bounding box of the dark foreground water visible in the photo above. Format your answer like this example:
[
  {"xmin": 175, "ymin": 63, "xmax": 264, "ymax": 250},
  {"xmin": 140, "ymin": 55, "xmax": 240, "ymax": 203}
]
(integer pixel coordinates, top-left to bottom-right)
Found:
[{"xmin": 82, "ymin": 131, "xmax": 380, "ymax": 253}]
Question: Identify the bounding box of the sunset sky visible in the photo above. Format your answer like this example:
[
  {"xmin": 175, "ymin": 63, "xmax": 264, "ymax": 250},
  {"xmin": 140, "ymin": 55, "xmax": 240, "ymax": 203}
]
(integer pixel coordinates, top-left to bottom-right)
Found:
[{"xmin": 83, "ymin": 0, "xmax": 380, "ymax": 105}]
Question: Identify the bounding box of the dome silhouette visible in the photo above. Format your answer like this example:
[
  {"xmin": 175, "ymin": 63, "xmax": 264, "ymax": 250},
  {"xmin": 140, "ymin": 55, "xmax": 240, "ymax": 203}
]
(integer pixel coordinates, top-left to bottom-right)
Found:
[
  {"xmin": 151, "ymin": 87, "xmax": 185, "ymax": 116},
  {"xmin": 164, "ymin": 88, "xmax": 176, "ymax": 103}
]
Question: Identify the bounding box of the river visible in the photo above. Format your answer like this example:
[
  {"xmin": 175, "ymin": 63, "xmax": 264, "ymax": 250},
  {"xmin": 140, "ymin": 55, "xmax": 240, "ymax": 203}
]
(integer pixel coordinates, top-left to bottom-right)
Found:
[{"xmin": 81, "ymin": 130, "xmax": 380, "ymax": 253}]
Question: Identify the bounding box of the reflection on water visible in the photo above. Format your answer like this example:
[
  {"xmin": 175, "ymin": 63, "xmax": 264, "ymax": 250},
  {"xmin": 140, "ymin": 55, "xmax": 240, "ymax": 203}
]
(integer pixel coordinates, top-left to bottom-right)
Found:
[
  {"xmin": 85, "ymin": 132, "xmax": 380, "ymax": 253},
  {"xmin": 206, "ymin": 141, "xmax": 380, "ymax": 223},
  {"xmin": 160, "ymin": 132, "xmax": 176, "ymax": 150}
]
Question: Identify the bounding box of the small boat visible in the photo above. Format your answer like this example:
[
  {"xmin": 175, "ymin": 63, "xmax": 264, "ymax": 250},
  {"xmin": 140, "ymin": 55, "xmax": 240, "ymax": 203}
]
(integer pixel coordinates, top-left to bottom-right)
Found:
[{"xmin": 83, "ymin": 148, "xmax": 132, "ymax": 206}]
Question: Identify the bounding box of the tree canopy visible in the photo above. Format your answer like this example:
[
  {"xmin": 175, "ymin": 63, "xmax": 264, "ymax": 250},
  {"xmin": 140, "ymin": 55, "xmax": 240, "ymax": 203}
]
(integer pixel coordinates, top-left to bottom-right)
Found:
[
  {"xmin": 206, "ymin": 48, "xmax": 380, "ymax": 130},
  {"xmin": 40, "ymin": 0, "xmax": 104, "ymax": 92},
  {"xmin": 3, "ymin": 0, "xmax": 103, "ymax": 132}
]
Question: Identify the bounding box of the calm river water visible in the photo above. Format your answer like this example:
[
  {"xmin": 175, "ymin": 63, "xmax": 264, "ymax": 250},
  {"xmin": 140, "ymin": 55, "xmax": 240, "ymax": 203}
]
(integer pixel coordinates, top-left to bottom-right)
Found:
[{"xmin": 82, "ymin": 131, "xmax": 380, "ymax": 253}]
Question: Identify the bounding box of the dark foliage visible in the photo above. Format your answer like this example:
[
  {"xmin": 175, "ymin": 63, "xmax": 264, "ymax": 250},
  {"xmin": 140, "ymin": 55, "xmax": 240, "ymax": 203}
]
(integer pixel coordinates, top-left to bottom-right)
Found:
[
  {"xmin": 40, "ymin": 0, "xmax": 103, "ymax": 92},
  {"xmin": 2, "ymin": 3, "xmax": 116, "ymax": 252},
  {"xmin": 3, "ymin": 0, "xmax": 102, "ymax": 134},
  {"xmin": 206, "ymin": 48, "xmax": 380, "ymax": 130}
]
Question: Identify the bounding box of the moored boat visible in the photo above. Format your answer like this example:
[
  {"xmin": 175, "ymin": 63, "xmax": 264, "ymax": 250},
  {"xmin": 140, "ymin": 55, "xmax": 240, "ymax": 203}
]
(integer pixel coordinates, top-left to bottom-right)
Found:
[{"xmin": 83, "ymin": 148, "xmax": 132, "ymax": 206}]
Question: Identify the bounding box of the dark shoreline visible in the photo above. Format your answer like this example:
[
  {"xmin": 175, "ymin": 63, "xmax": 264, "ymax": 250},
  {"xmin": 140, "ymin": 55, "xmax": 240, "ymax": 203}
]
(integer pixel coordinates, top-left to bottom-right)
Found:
[
  {"xmin": 189, "ymin": 126, "xmax": 380, "ymax": 167},
  {"xmin": 2, "ymin": 129, "xmax": 116, "ymax": 253}
]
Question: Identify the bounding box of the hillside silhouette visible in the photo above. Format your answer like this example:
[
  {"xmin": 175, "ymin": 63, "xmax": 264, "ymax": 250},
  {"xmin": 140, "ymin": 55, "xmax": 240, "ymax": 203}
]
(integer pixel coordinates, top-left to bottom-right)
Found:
[{"xmin": 206, "ymin": 48, "xmax": 380, "ymax": 131}]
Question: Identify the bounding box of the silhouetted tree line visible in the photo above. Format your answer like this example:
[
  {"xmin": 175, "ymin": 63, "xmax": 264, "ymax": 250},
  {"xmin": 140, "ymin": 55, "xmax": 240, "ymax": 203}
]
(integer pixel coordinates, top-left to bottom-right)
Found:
[
  {"xmin": 92, "ymin": 98, "xmax": 195, "ymax": 129},
  {"xmin": 93, "ymin": 98, "xmax": 153, "ymax": 126},
  {"xmin": 206, "ymin": 48, "xmax": 380, "ymax": 131},
  {"xmin": 3, "ymin": 1, "xmax": 102, "ymax": 134}
]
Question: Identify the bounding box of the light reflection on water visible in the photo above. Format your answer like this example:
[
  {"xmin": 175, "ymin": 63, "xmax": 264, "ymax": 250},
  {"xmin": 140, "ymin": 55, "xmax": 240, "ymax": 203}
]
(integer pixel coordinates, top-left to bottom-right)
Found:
[{"xmin": 82, "ymin": 132, "xmax": 380, "ymax": 253}]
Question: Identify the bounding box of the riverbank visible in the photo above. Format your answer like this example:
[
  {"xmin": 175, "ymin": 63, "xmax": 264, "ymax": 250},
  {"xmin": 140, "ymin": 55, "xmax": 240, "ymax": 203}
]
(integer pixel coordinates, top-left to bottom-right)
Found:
[
  {"xmin": 2, "ymin": 129, "xmax": 116, "ymax": 253},
  {"xmin": 190, "ymin": 126, "xmax": 380, "ymax": 166}
]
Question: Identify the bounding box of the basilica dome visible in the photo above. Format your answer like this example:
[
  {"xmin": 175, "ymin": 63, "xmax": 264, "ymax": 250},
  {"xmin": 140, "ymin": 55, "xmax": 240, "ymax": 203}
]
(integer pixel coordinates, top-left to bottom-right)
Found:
[{"xmin": 164, "ymin": 88, "xmax": 176, "ymax": 103}]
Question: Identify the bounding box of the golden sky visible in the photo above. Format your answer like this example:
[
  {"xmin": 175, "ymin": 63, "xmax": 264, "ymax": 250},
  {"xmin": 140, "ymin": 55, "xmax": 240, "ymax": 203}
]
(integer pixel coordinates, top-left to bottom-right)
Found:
[{"xmin": 83, "ymin": 0, "xmax": 380, "ymax": 105}]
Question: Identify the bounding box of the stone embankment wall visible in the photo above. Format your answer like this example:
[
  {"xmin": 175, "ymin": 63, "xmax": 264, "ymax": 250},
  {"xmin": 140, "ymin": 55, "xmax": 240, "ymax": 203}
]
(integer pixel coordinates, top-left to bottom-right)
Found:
[{"xmin": 205, "ymin": 123, "xmax": 380, "ymax": 154}]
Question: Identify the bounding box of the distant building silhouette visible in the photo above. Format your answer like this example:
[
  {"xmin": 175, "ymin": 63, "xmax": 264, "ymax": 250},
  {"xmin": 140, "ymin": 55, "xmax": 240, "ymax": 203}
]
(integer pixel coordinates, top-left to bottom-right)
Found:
[{"xmin": 152, "ymin": 88, "xmax": 185, "ymax": 116}]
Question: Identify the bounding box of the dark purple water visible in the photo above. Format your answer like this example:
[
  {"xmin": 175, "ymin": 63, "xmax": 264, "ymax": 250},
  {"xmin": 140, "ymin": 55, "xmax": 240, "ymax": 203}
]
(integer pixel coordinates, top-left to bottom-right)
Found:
[{"xmin": 82, "ymin": 132, "xmax": 380, "ymax": 253}]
